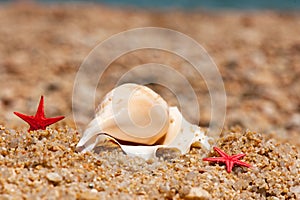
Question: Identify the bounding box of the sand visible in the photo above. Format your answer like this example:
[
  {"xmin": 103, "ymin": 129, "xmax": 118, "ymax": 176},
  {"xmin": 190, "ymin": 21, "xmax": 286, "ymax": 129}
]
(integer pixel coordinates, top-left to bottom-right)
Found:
[
  {"xmin": 0, "ymin": 3, "xmax": 300, "ymax": 199},
  {"xmin": 0, "ymin": 126, "xmax": 299, "ymax": 199}
]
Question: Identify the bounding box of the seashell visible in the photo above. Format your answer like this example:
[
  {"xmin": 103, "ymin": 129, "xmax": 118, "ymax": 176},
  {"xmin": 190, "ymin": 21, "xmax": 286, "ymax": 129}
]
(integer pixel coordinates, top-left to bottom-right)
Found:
[{"xmin": 76, "ymin": 83, "xmax": 211, "ymax": 159}]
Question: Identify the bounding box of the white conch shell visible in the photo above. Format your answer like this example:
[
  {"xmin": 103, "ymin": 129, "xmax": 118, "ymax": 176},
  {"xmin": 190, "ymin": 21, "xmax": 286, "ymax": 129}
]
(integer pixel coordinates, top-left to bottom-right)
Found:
[{"xmin": 76, "ymin": 83, "xmax": 211, "ymax": 159}]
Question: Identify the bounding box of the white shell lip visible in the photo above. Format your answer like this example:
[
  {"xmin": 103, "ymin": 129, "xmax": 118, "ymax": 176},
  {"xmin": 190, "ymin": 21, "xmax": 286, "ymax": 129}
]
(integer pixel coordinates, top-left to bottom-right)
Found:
[{"xmin": 76, "ymin": 83, "xmax": 211, "ymax": 159}]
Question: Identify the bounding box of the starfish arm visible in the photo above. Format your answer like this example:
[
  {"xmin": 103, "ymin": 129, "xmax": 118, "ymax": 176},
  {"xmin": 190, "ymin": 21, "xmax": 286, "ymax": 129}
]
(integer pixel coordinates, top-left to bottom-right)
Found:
[
  {"xmin": 14, "ymin": 112, "xmax": 35, "ymax": 125},
  {"xmin": 232, "ymin": 153, "xmax": 246, "ymax": 159},
  {"xmin": 14, "ymin": 112, "xmax": 39, "ymax": 131},
  {"xmin": 203, "ymin": 157, "xmax": 226, "ymax": 162},
  {"xmin": 42, "ymin": 116, "xmax": 65, "ymax": 127},
  {"xmin": 213, "ymin": 147, "xmax": 229, "ymax": 158},
  {"xmin": 234, "ymin": 160, "xmax": 252, "ymax": 168},
  {"xmin": 36, "ymin": 96, "xmax": 45, "ymax": 118},
  {"xmin": 226, "ymin": 160, "xmax": 234, "ymax": 173}
]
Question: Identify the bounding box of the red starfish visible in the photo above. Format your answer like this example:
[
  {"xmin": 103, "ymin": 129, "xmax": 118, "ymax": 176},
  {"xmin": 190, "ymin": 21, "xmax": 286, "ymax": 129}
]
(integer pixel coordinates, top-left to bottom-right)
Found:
[
  {"xmin": 14, "ymin": 96, "xmax": 65, "ymax": 131},
  {"xmin": 203, "ymin": 147, "xmax": 251, "ymax": 173}
]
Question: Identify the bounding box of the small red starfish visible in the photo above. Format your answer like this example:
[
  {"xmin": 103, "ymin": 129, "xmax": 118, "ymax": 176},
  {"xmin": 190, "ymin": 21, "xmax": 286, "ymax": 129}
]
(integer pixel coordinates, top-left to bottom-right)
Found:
[
  {"xmin": 203, "ymin": 147, "xmax": 251, "ymax": 173},
  {"xmin": 14, "ymin": 96, "xmax": 65, "ymax": 131}
]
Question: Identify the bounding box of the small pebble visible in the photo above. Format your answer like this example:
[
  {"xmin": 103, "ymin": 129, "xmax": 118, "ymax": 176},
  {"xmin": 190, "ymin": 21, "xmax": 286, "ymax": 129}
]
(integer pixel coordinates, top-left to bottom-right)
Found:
[
  {"xmin": 156, "ymin": 147, "xmax": 181, "ymax": 160},
  {"xmin": 46, "ymin": 172, "xmax": 62, "ymax": 184},
  {"xmin": 185, "ymin": 187, "xmax": 211, "ymax": 200},
  {"xmin": 77, "ymin": 191, "xmax": 99, "ymax": 200}
]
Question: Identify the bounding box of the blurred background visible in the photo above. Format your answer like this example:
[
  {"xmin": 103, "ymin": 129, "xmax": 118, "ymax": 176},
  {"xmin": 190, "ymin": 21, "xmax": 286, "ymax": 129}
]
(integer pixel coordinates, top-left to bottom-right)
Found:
[
  {"xmin": 0, "ymin": 0, "xmax": 299, "ymax": 146},
  {"xmin": 1, "ymin": 0, "xmax": 300, "ymax": 10}
]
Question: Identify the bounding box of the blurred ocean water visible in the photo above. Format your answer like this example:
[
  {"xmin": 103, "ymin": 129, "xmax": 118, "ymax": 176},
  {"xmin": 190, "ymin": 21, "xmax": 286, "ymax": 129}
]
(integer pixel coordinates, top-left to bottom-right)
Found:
[{"xmin": 0, "ymin": 0, "xmax": 300, "ymax": 10}]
